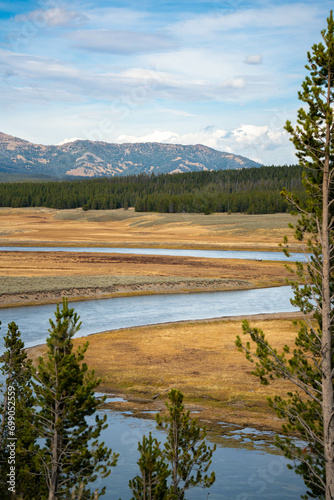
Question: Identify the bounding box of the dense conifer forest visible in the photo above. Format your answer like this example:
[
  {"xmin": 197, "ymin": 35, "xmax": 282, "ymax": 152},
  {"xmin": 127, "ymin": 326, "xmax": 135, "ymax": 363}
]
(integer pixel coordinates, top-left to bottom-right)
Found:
[{"xmin": 0, "ymin": 165, "xmax": 307, "ymax": 214}]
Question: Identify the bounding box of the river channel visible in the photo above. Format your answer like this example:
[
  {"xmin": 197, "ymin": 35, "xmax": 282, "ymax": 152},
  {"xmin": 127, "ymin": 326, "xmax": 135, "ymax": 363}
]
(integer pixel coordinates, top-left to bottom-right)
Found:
[
  {"xmin": 0, "ymin": 285, "xmax": 307, "ymax": 498},
  {"xmin": 0, "ymin": 286, "xmax": 295, "ymax": 350},
  {"xmin": 0, "ymin": 247, "xmax": 308, "ymax": 498},
  {"xmin": 96, "ymin": 401, "xmax": 306, "ymax": 499},
  {"xmin": 0, "ymin": 246, "xmax": 308, "ymax": 262}
]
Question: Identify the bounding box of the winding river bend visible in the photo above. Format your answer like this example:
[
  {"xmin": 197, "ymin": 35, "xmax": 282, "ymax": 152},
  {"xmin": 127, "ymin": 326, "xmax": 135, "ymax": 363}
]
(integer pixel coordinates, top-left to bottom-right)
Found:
[
  {"xmin": 0, "ymin": 286, "xmax": 295, "ymax": 351},
  {"xmin": 0, "ymin": 286, "xmax": 307, "ymax": 498},
  {"xmin": 0, "ymin": 247, "xmax": 307, "ymax": 498}
]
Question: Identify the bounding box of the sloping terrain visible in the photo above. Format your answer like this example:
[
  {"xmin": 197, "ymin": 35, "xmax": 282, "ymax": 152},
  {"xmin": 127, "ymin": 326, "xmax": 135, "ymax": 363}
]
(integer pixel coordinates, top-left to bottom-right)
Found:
[{"xmin": 0, "ymin": 132, "xmax": 261, "ymax": 178}]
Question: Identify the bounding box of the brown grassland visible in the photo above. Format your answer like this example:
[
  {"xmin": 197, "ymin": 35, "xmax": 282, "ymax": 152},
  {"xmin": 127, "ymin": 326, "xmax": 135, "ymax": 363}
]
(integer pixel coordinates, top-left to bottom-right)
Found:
[
  {"xmin": 0, "ymin": 206, "xmax": 299, "ymax": 250},
  {"xmin": 29, "ymin": 314, "xmax": 303, "ymax": 432},
  {"xmin": 0, "ymin": 207, "xmax": 307, "ymax": 431}
]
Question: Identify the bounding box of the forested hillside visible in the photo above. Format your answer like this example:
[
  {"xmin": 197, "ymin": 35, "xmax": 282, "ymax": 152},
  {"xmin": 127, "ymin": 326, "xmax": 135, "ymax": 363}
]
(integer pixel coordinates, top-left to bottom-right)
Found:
[{"xmin": 0, "ymin": 165, "xmax": 307, "ymax": 214}]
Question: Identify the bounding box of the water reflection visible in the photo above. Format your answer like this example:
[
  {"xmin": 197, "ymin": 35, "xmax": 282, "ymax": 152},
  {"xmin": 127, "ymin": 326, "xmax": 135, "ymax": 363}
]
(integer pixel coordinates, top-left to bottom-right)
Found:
[
  {"xmin": 0, "ymin": 287, "xmax": 295, "ymax": 352},
  {"xmin": 96, "ymin": 405, "xmax": 306, "ymax": 499}
]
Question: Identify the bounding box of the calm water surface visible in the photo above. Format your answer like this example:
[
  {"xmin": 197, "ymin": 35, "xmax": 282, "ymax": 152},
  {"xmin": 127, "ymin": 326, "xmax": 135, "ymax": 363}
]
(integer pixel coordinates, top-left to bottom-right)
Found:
[
  {"xmin": 0, "ymin": 286, "xmax": 295, "ymax": 351},
  {"xmin": 0, "ymin": 246, "xmax": 308, "ymax": 262},
  {"xmin": 94, "ymin": 406, "xmax": 306, "ymax": 499},
  {"xmin": 0, "ymin": 285, "xmax": 306, "ymax": 498}
]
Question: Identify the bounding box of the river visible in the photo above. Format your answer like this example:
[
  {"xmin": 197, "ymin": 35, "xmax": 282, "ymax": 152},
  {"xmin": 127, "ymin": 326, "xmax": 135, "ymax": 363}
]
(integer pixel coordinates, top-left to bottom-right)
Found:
[
  {"xmin": 0, "ymin": 286, "xmax": 295, "ymax": 351},
  {"xmin": 0, "ymin": 246, "xmax": 308, "ymax": 262},
  {"xmin": 96, "ymin": 404, "xmax": 306, "ymax": 499},
  {"xmin": 0, "ymin": 251, "xmax": 308, "ymax": 498}
]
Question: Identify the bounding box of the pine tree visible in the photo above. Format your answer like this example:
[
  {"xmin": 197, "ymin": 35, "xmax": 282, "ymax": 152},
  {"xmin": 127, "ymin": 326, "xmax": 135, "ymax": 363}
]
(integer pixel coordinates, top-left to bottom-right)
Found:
[
  {"xmin": 156, "ymin": 389, "xmax": 216, "ymax": 499},
  {"xmin": 236, "ymin": 11, "xmax": 334, "ymax": 500},
  {"xmin": 0, "ymin": 321, "xmax": 44, "ymax": 499},
  {"xmin": 32, "ymin": 298, "xmax": 118, "ymax": 500},
  {"xmin": 129, "ymin": 432, "xmax": 169, "ymax": 500}
]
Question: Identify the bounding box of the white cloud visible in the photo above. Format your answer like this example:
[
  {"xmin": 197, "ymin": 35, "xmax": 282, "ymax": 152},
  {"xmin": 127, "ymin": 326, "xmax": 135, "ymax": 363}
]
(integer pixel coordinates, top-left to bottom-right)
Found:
[
  {"xmin": 0, "ymin": 48, "xmax": 267, "ymax": 105},
  {"xmin": 1, "ymin": 0, "xmax": 323, "ymax": 166},
  {"xmin": 115, "ymin": 124, "xmax": 289, "ymax": 164},
  {"xmin": 116, "ymin": 130, "xmax": 180, "ymax": 144},
  {"xmin": 232, "ymin": 124, "xmax": 284, "ymax": 146},
  {"xmin": 141, "ymin": 48, "xmax": 243, "ymax": 82},
  {"xmin": 171, "ymin": 4, "xmax": 319, "ymax": 38},
  {"xmin": 220, "ymin": 77, "xmax": 246, "ymax": 88},
  {"xmin": 69, "ymin": 29, "xmax": 176, "ymax": 54},
  {"xmin": 84, "ymin": 7, "xmax": 149, "ymax": 30},
  {"xmin": 57, "ymin": 137, "xmax": 82, "ymax": 145},
  {"xmin": 244, "ymin": 54, "xmax": 263, "ymax": 65},
  {"xmin": 157, "ymin": 108, "xmax": 195, "ymax": 117},
  {"xmin": 15, "ymin": 8, "xmax": 87, "ymax": 28}
]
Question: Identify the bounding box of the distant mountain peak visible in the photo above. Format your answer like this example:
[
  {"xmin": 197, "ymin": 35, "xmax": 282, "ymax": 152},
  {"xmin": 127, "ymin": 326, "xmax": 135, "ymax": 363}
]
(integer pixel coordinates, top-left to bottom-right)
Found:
[
  {"xmin": 0, "ymin": 133, "xmax": 262, "ymax": 179},
  {"xmin": 0, "ymin": 131, "xmax": 30, "ymax": 143}
]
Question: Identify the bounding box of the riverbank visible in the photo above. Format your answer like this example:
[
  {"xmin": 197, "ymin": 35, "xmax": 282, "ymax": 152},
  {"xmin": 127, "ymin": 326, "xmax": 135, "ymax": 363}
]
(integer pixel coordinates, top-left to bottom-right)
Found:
[
  {"xmin": 0, "ymin": 275, "xmax": 255, "ymax": 308},
  {"xmin": 0, "ymin": 249, "xmax": 294, "ymax": 307},
  {"xmin": 28, "ymin": 312, "xmax": 303, "ymax": 433}
]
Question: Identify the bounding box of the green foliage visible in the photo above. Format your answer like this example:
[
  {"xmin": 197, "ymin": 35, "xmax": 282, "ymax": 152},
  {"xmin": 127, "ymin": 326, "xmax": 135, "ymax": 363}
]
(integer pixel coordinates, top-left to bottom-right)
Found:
[
  {"xmin": 236, "ymin": 11, "xmax": 334, "ymax": 500},
  {"xmin": 129, "ymin": 432, "xmax": 169, "ymax": 500},
  {"xmin": 32, "ymin": 298, "xmax": 118, "ymax": 499},
  {"xmin": 0, "ymin": 321, "xmax": 44, "ymax": 499},
  {"xmin": 130, "ymin": 390, "xmax": 216, "ymax": 499},
  {"xmin": 0, "ymin": 165, "xmax": 307, "ymax": 214},
  {"xmin": 157, "ymin": 389, "xmax": 216, "ymax": 499},
  {"xmin": 236, "ymin": 320, "xmax": 324, "ymax": 498}
]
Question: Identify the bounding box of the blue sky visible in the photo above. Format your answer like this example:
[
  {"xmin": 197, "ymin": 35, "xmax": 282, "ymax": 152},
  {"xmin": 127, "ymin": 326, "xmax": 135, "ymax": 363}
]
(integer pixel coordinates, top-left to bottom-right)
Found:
[{"xmin": 0, "ymin": 0, "xmax": 332, "ymax": 164}]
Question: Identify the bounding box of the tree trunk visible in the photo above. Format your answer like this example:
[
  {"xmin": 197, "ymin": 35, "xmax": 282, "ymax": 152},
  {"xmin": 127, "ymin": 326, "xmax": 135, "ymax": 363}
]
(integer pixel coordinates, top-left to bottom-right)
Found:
[
  {"xmin": 322, "ymin": 64, "xmax": 334, "ymax": 500},
  {"xmin": 172, "ymin": 419, "xmax": 179, "ymax": 497},
  {"xmin": 49, "ymin": 428, "xmax": 59, "ymax": 500},
  {"xmin": 49, "ymin": 403, "xmax": 61, "ymax": 500}
]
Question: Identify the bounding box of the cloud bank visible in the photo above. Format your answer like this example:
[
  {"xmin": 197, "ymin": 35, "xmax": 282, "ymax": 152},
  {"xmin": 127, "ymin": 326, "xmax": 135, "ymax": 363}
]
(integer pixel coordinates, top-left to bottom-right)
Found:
[{"xmin": 115, "ymin": 124, "xmax": 290, "ymax": 164}]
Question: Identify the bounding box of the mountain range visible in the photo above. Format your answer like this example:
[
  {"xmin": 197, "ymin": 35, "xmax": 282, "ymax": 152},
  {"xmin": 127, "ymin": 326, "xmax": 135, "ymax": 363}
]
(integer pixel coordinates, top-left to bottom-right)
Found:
[{"xmin": 0, "ymin": 132, "xmax": 261, "ymax": 179}]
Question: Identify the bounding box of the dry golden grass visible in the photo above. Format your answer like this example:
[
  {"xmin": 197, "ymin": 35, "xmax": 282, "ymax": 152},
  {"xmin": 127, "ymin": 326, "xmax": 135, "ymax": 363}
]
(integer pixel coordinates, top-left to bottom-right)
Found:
[
  {"xmin": 27, "ymin": 315, "xmax": 303, "ymax": 432},
  {"xmin": 0, "ymin": 248, "xmax": 295, "ymax": 307},
  {"xmin": 0, "ymin": 251, "xmax": 291, "ymax": 283},
  {"xmin": 0, "ymin": 207, "xmax": 299, "ymax": 251}
]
